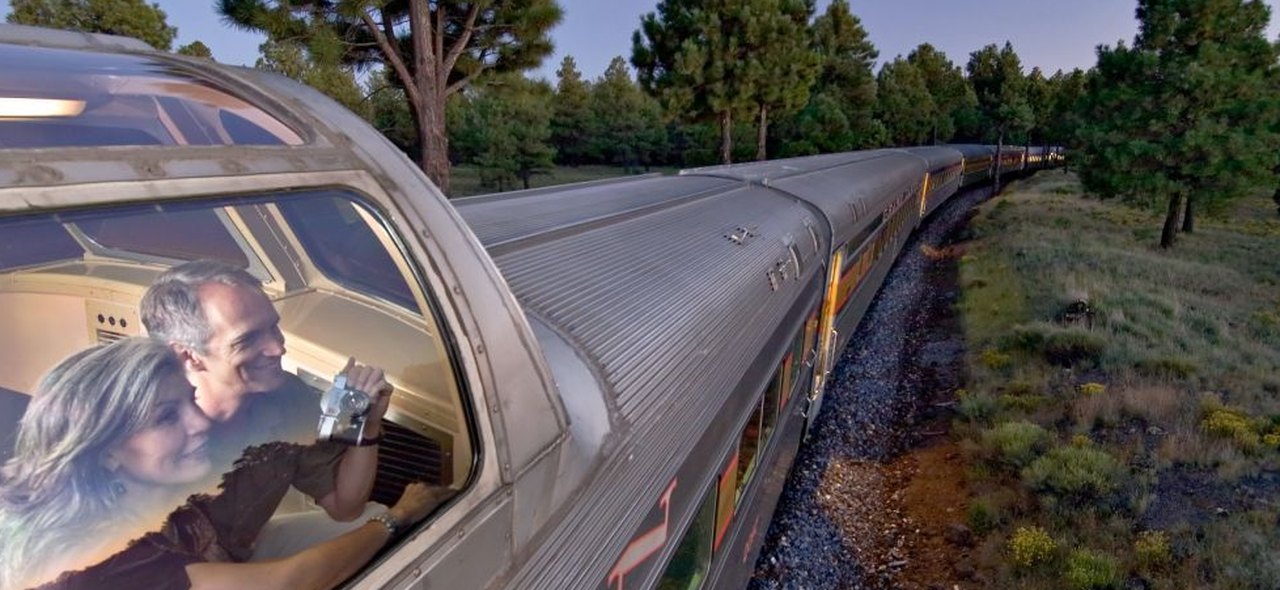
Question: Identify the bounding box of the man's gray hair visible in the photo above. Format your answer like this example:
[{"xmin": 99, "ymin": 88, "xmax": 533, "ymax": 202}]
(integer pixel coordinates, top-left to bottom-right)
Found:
[{"xmin": 140, "ymin": 259, "xmax": 262, "ymax": 353}]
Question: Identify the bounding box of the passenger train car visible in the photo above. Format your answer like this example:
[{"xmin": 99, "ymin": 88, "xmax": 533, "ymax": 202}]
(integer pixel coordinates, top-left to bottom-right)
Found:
[{"xmin": 0, "ymin": 26, "xmax": 1059, "ymax": 590}]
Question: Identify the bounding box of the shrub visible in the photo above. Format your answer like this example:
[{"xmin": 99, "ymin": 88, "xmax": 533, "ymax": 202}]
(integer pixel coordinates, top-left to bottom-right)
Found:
[
  {"xmin": 1201, "ymin": 405, "xmax": 1262, "ymax": 452},
  {"xmin": 1022, "ymin": 446, "xmax": 1125, "ymax": 505},
  {"xmin": 1063, "ymin": 549, "xmax": 1120, "ymax": 589},
  {"xmin": 1001, "ymin": 324, "xmax": 1049, "ymax": 352},
  {"xmin": 967, "ymin": 497, "xmax": 1002, "ymax": 535},
  {"xmin": 1008, "ymin": 526, "xmax": 1057, "ymax": 568},
  {"xmin": 1077, "ymin": 382, "xmax": 1106, "ymax": 396},
  {"xmin": 1070, "ymin": 434, "xmax": 1093, "ymax": 448},
  {"xmin": 1042, "ymin": 330, "xmax": 1106, "ymax": 366},
  {"xmin": 1000, "ymin": 394, "xmax": 1045, "ymax": 412},
  {"xmin": 980, "ymin": 347, "xmax": 1013, "ymax": 370},
  {"xmin": 958, "ymin": 390, "xmax": 999, "ymax": 424},
  {"xmin": 1134, "ymin": 530, "xmax": 1171, "ymax": 571},
  {"xmin": 983, "ymin": 421, "xmax": 1053, "ymax": 468},
  {"xmin": 1135, "ymin": 356, "xmax": 1197, "ymax": 380}
]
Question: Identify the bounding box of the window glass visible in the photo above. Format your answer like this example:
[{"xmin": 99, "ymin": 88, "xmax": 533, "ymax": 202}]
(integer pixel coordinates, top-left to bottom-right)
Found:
[
  {"xmin": 0, "ymin": 214, "xmax": 82, "ymax": 271},
  {"xmin": 714, "ymin": 453, "xmax": 738, "ymax": 551},
  {"xmin": 735, "ymin": 401, "xmax": 763, "ymax": 501},
  {"xmin": 0, "ymin": 189, "xmax": 467, "ymax": 590},
  {"xmin": 0, "ymin": 43, "xmax": 302, "ymax": 148},
  {"xmin": 657, "ymin": 490, "xmax": 716, "ymax": 590},
  {"xmin": 762, "ymin": 371, "xmax": 781, "ymax": 442},
  {"xmin": 72, "ymin": 206, "xmax": 249, "ymax": 267}
]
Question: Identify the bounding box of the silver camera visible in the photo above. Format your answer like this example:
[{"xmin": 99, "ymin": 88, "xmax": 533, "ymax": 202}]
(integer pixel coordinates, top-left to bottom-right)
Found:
[{"xmin": 317, "ymin": 374, "xmax": 372, "ymax": 444}]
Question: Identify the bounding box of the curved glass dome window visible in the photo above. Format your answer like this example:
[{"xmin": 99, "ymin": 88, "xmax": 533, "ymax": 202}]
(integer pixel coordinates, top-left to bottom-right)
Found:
[{"xmin": 0, "ymin": 43, "xmax": 303, "ymax": 148}]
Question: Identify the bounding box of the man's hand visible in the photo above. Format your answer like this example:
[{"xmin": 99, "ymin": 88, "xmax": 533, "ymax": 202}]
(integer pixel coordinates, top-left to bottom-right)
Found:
[{"xmin": 339, "ymin": 357, "xmax": 393, "ymax": 437}]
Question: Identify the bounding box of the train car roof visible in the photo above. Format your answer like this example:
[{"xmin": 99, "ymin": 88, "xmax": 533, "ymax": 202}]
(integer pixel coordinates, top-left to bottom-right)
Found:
[
  {"xmin": 454, "ymin": 174, "xmax": 738, "ymax": 253},
  {"xmin": 950, "ymin": 144, "xmax": 996, "ymax": 158},
  {"xmin": 893, "ymin": 146, "xmax": 964, "ymax": 170}
]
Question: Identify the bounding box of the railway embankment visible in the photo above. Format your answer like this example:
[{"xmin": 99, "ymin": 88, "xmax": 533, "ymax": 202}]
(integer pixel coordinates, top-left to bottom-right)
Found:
[
  {"xmin": 751, "ymin": 181, "xmax": 994, "ymax": 590},
  {"xmin": 753, "ymin": 171, "xmax": 1280, "ymax": 589}
]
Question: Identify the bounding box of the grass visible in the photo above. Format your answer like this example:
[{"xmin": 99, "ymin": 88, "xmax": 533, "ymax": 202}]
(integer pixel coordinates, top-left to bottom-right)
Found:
[
  {"xmin": 447, "ymin": 164, "xmax": 676, "ymax": 198},
  {"xmin": 955, "ymin": 172, "xmax": 1280, "ymax": 589}
]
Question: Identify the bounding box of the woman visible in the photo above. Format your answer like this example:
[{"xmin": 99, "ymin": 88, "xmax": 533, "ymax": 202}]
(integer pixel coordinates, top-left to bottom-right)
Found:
[
  {"xmin": 0, "ymin": 338, "xmax": 214, "ymax": 588},
  {"xmin": 0, "ymin": 338, "xmax": 442, "ymax": 590}
]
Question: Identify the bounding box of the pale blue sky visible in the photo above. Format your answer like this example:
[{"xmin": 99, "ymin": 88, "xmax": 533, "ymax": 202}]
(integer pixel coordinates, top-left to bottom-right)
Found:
[{"xmin": 4, "ymin": 1, "xmax": 1279, "ymax": 81}]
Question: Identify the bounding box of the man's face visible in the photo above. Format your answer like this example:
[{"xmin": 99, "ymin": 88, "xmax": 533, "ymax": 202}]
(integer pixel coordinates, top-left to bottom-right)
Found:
[{"xmin": 190, "ymin": 282, "xmax": 287, "ymax": 404}]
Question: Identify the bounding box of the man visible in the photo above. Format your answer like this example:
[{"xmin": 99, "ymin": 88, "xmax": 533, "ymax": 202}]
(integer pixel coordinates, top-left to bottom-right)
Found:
[{"xmin": 140, "ymin": 259, "xmax": 391, "ymax": 559}]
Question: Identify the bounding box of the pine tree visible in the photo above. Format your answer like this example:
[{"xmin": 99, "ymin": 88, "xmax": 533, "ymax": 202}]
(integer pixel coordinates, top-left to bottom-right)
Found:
[
  {"xmin": 906, "ymin": 43, "xmax": 974, "ymax": 144},
  {"xmin": 967, "ymin": 42, "xmax": 1033, "ymax": 192},
  {"xmin": 8, "ymin": 0, "xmax": 176, "ymax": 50},
  {"xmin": 809, "ymin": 0, "xmax": 879, "ymax": 148},
  {"xmin": 589, "ymin": 57, "xmax": 668, "ymax": 171},
  {"xmin": 1078, "ymin": 0, "xmax": 1280, "ymax": 247},
  {"xmin": 876, "ymin": 58, "xmax": 935, "ymax": 146},
  {"xmin": 551, "ymin": 56, "xmax": 593, "ymax": 166},
  {"xmin": 219, "ymin": 0, "xmax": 563, "ymax": 194},
  {"xmin": 742, "ymin": 0, "xmax": 818, "ymax": 160}
]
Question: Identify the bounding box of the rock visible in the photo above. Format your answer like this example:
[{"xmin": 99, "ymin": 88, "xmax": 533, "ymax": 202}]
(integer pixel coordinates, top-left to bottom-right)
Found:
[{"xmin": 945, "ymin": 523, "xmax": 974, "ymax": 547}]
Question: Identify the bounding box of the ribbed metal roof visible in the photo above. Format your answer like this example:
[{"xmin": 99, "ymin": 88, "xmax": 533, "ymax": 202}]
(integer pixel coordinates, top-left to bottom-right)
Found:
[
  {"xmin": 896, "ymin": 146, "xmax": 964, "ymax": 170},
  {"xmin": 455, "ymin": 174, "xmax": 738, "ymax": 253}
]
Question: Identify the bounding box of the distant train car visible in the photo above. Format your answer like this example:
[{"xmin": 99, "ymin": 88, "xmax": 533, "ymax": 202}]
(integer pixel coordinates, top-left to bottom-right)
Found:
[{"xmin": 0, "ymin": 24, "xmax": 1057, "ymax": 590}]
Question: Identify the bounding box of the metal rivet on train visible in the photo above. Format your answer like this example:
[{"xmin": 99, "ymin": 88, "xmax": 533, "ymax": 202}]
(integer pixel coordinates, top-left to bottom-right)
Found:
[
  {"xmin": 475, "ymin": 344, "xmax": 485, "ymax": 354},
  {"xmin": 412, "ymin": 568, "xmax": 421, "ymax": 578}
]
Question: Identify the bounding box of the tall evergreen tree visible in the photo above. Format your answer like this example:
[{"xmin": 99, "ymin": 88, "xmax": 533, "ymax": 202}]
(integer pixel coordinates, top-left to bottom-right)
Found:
[
  {"xmin": 906, "ymin": 43, "xmax": 974, "ymax": 144},
  {"xmin": 451, "ymin": 74, "xmax": 555, "ymax": 192},
  {"xmin": 742, "ymin": 0, "xmax": 818, "ymax": 160},
  {"xmin": 8, "ymin": 0, "xmax": 176, "ymax": 50},
  {"xmin": 1078, "ymin": 0, "xmax": 1280, "ymax": 247},
  {"xmin": 551, "ymin": 56, "xmax": 593, "ymax": 166},
  {"xmin": 219, "ymin": 0, "xmax": 563, "ymax": 194},
  {"xmin": 1046, "ymin": 68, "xmax": 1088, "ymax": 150},
  {"xmin": 809, "ymin": 0, "xmax": 879, "ymax": 148},
  {"xmin": 632, "ymin": 0, "xmax": 755, "ymax": 164},
  {"xmin": 876, "ymin": 58, "xmax": 935, "ymax": 146},
  {"xmin": 1024, "ymin": 67, "xmax": 1053, "ymax": 149},
  {"xmin": 255, "ymin": 36, "xmax": 366, "ymax": 117},
  {"xmin": 967, "ymin": 42, "xmax": 1033, "ymax": 192},
  {"xmin": 589, "ymin": 57, "xmax": 669, "ymax": 171},
  {"xmin": 176, "ymin": 41, "xmax": 213, "ymax": 59}
]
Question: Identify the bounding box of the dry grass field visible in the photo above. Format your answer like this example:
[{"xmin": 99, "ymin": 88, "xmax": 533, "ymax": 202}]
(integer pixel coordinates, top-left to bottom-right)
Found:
[{"xmin": 955, "ymin": 171, "xmax": 1280, "ymax": 589}]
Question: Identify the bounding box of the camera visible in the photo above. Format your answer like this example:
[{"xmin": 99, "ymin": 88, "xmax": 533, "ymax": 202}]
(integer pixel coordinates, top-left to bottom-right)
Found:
[{"xmin": 318, "ymin": 374, "xmax": 372, "ymax": 445}]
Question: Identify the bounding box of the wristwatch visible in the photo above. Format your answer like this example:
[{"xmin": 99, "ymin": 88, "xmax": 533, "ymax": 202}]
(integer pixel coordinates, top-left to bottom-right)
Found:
[{"xmin": 369, "ymin": 512, "xmax": 400, "ymax": 536}]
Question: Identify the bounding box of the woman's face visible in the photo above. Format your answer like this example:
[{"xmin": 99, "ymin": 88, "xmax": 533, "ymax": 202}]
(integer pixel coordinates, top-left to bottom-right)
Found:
[{"xmin": 107, "ymin": 373, "xmax": 212, "ymax": 488}]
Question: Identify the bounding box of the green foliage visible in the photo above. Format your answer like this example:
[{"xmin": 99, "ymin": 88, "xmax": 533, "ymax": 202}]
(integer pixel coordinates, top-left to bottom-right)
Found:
[
  {"xmin": 551, "ymin": 56, "xmax": 593, "ymax": 166},
  {"xmin": 1134, "ymin": 530, "xmax": 1172, "ymax": 571},
  {"xmin": 741, "ymin": 0, "xmax": 818, "ymax": 160},
  {"xmin": 803, "ymin": 0, "xmax": 880, "ymax": 148},
  {"xmin": 906, "ymin": 43, "xmax": 975, "ymax": 144},
  {"xmin": 875, "ymin": 58, "xmax": 935, "ymax": 146},
  {"xmin": 966, "ymin": 42, "xmax": 1034, "ymax": 144},
  {"xmin": 449, "ymin": 74, "xmax": 556, "ymax": 193},
  {"xmin": 1022, "ymin": 446, "xmax": 1125, "ymax": 505},
  {"xmin": 979, "ymin": 348, "xmax": 1012, "ymax": 370},
  {"xmin": 1077, "ymin": 382, "xmax": 1106, "ymax": 397},
  {"xmin": 1041, "ymin": 329, "xmax": 1106, "ymax": 367},
  {"xmin": 588, "ymin": 58, "xmax": 669, "ymax": 171},
  {"xmin": 1076, "ymin": 0, "xmax": 1280, "ymax": 248},
  {"xmin": 1008, "ymin": 526, "xmax": 1057, "ymax": 568},
  {"xmin": 8, "ymin": 0, "xmax": 176, "ymax": 50},
  {"xmin": 957, "ymin": 389, "xmax": 999, "ymax": 424},
  {"xmin": 255, "ymin": 38, "xmax": 365, "ymax": 117},
  {"xmin": 1200, "ymin": 402, "xmax": 1264, "ymax": 452},
  {"xmin": 219, "ymin": 0, "xmax": 563, "ymax": 193},
  {"xmin": 982, "ymin": 421, "xmax": 1052, "ymax": 468},
  {"xmin": 175, "ymin": 40, "xmax": 212, "ymax": 59},
  {"xmin": 966, "ymin": 497, "xmax": 1004, "ymax": 535},
  {"xmin": 1063, "ymin": 549, "xmax": 1120, "ymax": 590}
]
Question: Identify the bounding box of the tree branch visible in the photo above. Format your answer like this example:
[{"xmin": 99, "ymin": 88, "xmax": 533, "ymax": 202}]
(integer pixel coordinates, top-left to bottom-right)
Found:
[
  {"xmin": 360, "ymin": 9, "xmax": 422, "ymax": 118},
  {"xmin": 442, "ymin": 3, "xmax": 483, "ymax": 79}
]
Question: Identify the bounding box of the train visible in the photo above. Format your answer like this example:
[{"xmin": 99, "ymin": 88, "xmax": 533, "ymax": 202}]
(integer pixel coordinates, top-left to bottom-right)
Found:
[{"xmin": 0, "ymin": 24, "xmax": 1061, "ymax": 590}]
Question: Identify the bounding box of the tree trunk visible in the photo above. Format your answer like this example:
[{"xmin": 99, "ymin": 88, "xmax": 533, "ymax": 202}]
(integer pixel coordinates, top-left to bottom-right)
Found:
[
  {"xmin": 1182, "ymin": 197, "xmax": 1195, "ymax": 233},
  {"xmin": 719, "ymin": 110, "xmax": 733, "ymax": 165},
  {"xmin": 1160, "ymin": 193, "xmax": 1183, "ymax": 248},
  {"xmin": 756, "ymin": 103, "xmax": 768, "ymax": 161},
  {"xmin": 993, "ymin": 132, "xmax": 1004, "ymax": 194},
  {"xmin": 417, "ymin": 89, "xmax": 451, "ymax": 195}
]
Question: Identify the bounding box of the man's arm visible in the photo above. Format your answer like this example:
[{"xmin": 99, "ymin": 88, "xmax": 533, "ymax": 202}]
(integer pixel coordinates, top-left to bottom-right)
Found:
[{"xmin": 316, "ymin": 358, "xmax": 393, "ymax": 521}]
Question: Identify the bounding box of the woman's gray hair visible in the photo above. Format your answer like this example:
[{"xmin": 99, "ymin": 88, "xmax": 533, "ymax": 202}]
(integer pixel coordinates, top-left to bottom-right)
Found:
[
  {"xmin": 0, "ymin": 338, "xmax": 183, "ymax": 589},
  {"xmin": 140, "ymin": 259, "xmax": 262, "ymax": 354}
]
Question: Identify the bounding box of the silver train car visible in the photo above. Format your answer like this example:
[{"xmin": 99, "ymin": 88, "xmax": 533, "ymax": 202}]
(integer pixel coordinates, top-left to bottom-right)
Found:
[{"xmin": 0, "ymin": 26, "xmax": 1056, "ymax": 590}]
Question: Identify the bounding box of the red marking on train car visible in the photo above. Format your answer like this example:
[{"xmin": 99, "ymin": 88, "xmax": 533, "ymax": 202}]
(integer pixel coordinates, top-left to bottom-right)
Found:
[
  {"xmin": 742, "ymin": 515, "xmax": 762, "ymax": 563},
  {"xmin": 606, "ymin": 478, "xmax": 678, "ymax": 590}
]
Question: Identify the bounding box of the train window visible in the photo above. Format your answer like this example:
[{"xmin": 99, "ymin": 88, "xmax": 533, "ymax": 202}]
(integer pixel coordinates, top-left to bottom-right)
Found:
[
  {"xmin": 656, "ymin": 490, "xmax": 716, "ymax": 590},
  {"xmin": 714, "ymin": 453, "xmax": 738, "ymax": 551},
  {"xmin": 71, "ymin": 206, "xmax": 250, "ymax": 267},
  {"xmin": 762, "ymin": 370, "xmax": 782, "ymax": 442},
  {"xmin": 841, "ymin": 215, "xmax": 882, "ymax": 272},
  {"xmin": 0, "ymin": 189, "xmax": 468, "ymax": 589},
  {"xmin": 0, "ymin": 214, "xmax": 82, "ymax": 271},
  {"xmin": 735, "ymin": 399, "xmax": 764, "ymax": 501},
  {"xmin": 0, "ymin": 43, "xmax": 303, "ymax": 148}
]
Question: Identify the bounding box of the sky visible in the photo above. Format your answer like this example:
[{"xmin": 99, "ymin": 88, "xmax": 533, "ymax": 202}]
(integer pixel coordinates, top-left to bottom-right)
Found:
[{"xmin": 4, "ymin": 0, "xmax": 1280, "ymax": 82}]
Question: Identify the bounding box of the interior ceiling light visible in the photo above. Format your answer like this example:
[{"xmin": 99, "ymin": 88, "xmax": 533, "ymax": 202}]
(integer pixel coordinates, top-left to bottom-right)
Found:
[{"xmin": 0, "ymin": 97, "xmax": 86, "ymax": 118}]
